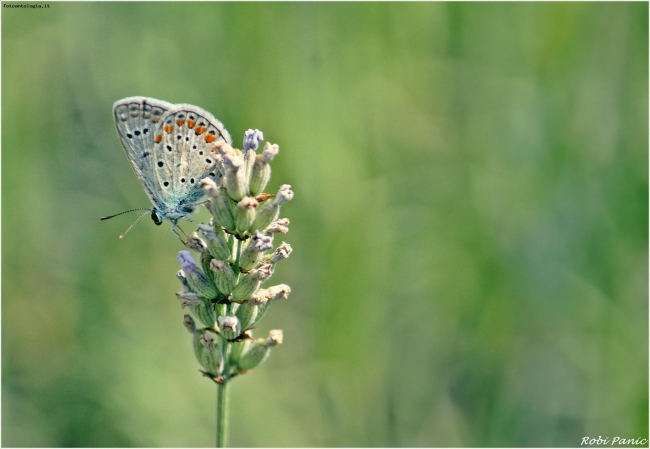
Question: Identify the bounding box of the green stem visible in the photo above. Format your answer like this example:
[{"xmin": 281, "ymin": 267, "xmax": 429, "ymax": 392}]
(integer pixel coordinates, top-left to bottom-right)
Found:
[
  {"xmin": 216, "ymin": 238, "xmax": 241, "ymax": 447},
  {"xmin": 216, "ymin": 381, "xmax": 228, "ymax": 447},
  {"xmin": 229, "ymin": 239, "xmax": 243, "ymax": 316}
]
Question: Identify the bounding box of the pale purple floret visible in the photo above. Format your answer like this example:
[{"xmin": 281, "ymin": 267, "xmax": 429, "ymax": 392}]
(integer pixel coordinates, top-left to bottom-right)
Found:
[
  {"xmin": 243, "ymin": 129, "xmax": 264, "ymax": 152},
  {"xmin": 273, "ymin": 185, "xmax": 294, "ymax": 206},
  {"xmin": 251, "ymin": 231, "xmax": 273, "ymax": 252},
  {"xmin": 177, "ymin": 250, "xmax": 196, "ymax": 274}
]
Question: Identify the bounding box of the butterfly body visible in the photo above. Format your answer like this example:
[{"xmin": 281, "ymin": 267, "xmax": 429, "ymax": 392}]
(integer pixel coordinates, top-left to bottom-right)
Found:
[{"xmin": 111, "ymin": 97, "xmax": 232, "ymax": 237}]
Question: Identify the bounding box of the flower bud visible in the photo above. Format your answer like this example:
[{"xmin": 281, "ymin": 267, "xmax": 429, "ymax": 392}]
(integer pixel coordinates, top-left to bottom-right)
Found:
[
  {"xmin": 201, "ymin": 251, "xmax": 215, "ymax": 284},
  {"xmin": 255, "ymin": 263, "xmax": 274, "ymax": 280},
  {"xmin": 236, "ymin": 339, "xmax": 269, "ymax": 371},
  {"xmin": 203, "ymin": 182, "xmax": 236, "ymax": 231},
  {"xmin": 176, "ymin": 290, "xmax": 202, "ymax": 308},
  {"xmin": 210, "ymin": 259, "xmax": 236, "ymax": 295},
  {"xmin": 237, "ymin": 330, "xmax": 282, "ymax": 371},
  {"xmin": 183, "ymin": 314, "xmax": 198, "ymax": 335},
  {"xmin": 249, "ymin": 161, "xmax": 271, "ymax": 197},
  {"xmin": 244, "ymin": 149, "xmax": 256, "ymax": 191},
  {"xmin": 239, "ymin": 231, "xmax": 273, "ymax": 271},
  {"xmin": 269, "ymin": 242, "xmax": 292, "ymax": 263},
  {"xmin": 185, "ymin": 232, "xmax": 207, "ymax": 253},
  {"xmin": 212, "ymin": 140, "xmax": 234, "ymax": 156},
  {"xmin": 218, "ymin": 315, "xmax": 241, "ymax": 340},
  {"xmin": 250, "ymin": 291, "xmax": 271, "ymax": 324},
  {"xmin": 249, "ymin": 185, "xmax": 293, "ymax": 232},
  {"xmin": 262, "ymin": 142, "xmax": 279, "ymax": 164},
  {"xmin": 223, "ymin": 151, "xmax": 248, "ymax": 201},
  {"xmin": 176, "ymin": 270, "xmax": 190, "ymax": 289},
  {"xmin": 235, "ymin": 300, "xmax": 258, "ymax": 330},
  {"xmin": 215, "ymin": 303, "xmax": 227, "ymax": 318},
  {"xmin": 234, "ymin": 197, "xmax": 258, "ymax": 234},
  {"xmin": 188, "ymin": 271, "xmax": 218, "ymax": 299},
  {"xmin": 248, "ymin": 142, "xmax": 279, "ymax": 196},
  {"xmin": 266, "ymin": 284, "xmax": 292, "ymax": 300},
  {"xmin": 200, "ymin": 333, "xmax": 223, "ymax": 376},
  {"xmin": 198, "ymin": 220, "xmax": 232, "ymax": 261},
  {"xmin": 273, "ymin": 184, "xmax": 294, "ymax": 205},
  {"xmin": 193, "ymin": 298, "xmax": 217, "ymax": 328},
  {"xmin": 184, "ymin": 315, "xmax": 205, "ymax": 368},
  {"xmin": 265, "ymin": 218, "xmax": 290, "ymax": 234},
  {"xmin": 199, "ymin": 177, "xmax": 220, "ymax": 198},
  {"xmin": 266, "ymin": 329, "xmax": 284, "ymax": 346},
  {"xmin": 242, "ymin": 131, "xmax": 263, "ymax": 180},
  {"xmin": 231, "ymin": 263, "xmax": 273, "ymax": 301},
  {"xmin": 249, "ymin": 200, "xmax": 278, "ymax": 233},
  {"xmin": 250, "ymin": 285, "xmax": 290, "ymax": 325},
  {"xmin": 197, "ymin": 222, "xmax": 216, "ymax": 239},
  {"xmin": 193, "ymin": 334, "xmax": 205, "ymax": 370},
  {"xmin": 213, "ymin": 154, "xmax": 227, "ymax": 178},
  {"xmin": 177, "ymin": 251, "xmax": 218, "ymax": 298},
  {"xmin": 229, "ymin": 338, "xmax": 251, "ymax": 366}
]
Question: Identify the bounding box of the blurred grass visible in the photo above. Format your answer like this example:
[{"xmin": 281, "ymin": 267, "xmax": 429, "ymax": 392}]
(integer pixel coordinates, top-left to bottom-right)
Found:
[{"xmin": 2, "ymin": 2, "xmax": 647, "ymax": 447}]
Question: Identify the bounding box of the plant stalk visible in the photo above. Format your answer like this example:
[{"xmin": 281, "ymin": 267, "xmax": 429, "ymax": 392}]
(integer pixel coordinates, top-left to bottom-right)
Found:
[
  {"xmin": 217, "ymin": 238, "xmax": 241, "ymax": 447},
  {"xmin": 216, "ymin": 381, "xmax": 228, "ymax": 447}
]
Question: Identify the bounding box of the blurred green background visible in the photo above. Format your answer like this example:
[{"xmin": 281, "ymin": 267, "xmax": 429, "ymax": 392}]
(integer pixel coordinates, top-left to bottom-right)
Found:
[{"xmin": 2, "ymin": 2, "xmax": 648, "ymax": 447}]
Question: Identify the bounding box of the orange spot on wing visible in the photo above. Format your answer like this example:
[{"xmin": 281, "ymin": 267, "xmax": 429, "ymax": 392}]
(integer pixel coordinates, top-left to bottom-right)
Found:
[
  {"xmin": 195, "ymin": 125, "xmax": 206, "ymax": 135},
  {"xmin": 204, "ymin": 132, "xmax": 216, "ymax": 143},
  {"xmin": 187, "ymin": 119, "xmax": 196, "ymax": 129},
  {"xmin": 163, "ymin": 125, "xmax": 174, "ymax": 133},
  {"xmin": 154, "ymin": 134, "xmax": 163, "ymax": 143},
  {"xmin": 176, "ymin": 119, "xmax": 185, "ymax": 126}
]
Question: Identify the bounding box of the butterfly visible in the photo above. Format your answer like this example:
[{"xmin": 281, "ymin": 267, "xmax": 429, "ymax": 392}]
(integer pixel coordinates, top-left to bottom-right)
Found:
[{"xmin": 102, "ymin": 96, "xmax": 232, "ymax": 240}]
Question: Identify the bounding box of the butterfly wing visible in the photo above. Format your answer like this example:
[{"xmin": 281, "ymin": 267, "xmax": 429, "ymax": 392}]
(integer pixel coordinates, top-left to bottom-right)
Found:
[
  {"xmin": 113, "ymin": 97, "xmax": 175, "ymax": 209},
  {"xmin": 151, "ymin": 104, "xmax": 232, "ymax": 215}
]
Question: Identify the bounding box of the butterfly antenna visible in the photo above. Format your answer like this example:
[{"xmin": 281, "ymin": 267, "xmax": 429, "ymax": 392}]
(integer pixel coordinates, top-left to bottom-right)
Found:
[
  {"xmin": 119, "ymin": 210, "xmax": 150, "ymax": 239},
  {"xmin": 100, "ymin": 208, "xmax": 151, "ymax": 221}
]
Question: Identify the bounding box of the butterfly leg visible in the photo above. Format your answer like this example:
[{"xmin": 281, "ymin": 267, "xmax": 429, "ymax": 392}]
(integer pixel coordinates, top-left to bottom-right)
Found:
[{"xmin": 170, "ymin": 221, "xmax": 187, "ymax": 243}]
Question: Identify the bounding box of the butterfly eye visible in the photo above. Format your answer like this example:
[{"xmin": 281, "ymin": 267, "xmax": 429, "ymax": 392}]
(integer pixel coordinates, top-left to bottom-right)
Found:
[{"xmin": 151, "ymin": 210, "xmax": 163, "ymax": 226}]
